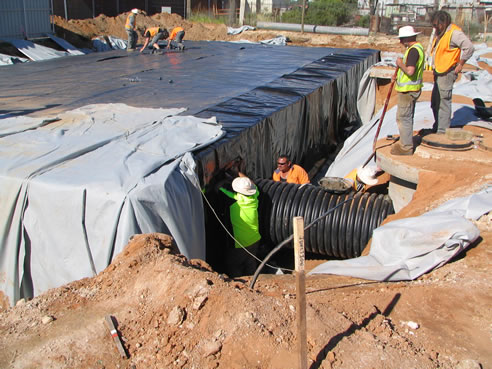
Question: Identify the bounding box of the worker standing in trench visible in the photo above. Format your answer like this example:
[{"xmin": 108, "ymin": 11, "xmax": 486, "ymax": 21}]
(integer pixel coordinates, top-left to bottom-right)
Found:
[
  {"xmin": 391, "ymin": 25, "xmax": 425, "ymax": 156},
  {"xmin": 125, "ymin": 8, "xmax": 139, "ymax": 51},
  {"xmin": 217, "ymin": 172, "xmax": 261, "ymax": 278},
  {"xmin": 429, "ymin": 10, "xmax": 474, "ymax": 134}
]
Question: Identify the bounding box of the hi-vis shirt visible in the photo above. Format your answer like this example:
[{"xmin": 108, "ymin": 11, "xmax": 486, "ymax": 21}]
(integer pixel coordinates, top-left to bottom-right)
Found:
[
  {"xmin": 396, "ymin": 43, "xmax": 424, "ymax": 93},
  {"xmin": 125, "ymin": 14, "xmax": 136, "ymax": 30}
]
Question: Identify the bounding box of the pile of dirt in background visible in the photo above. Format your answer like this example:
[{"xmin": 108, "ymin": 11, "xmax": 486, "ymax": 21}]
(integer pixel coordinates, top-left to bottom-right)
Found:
[{"xmin": 52, "ymin": 12, "xmax": 407, "ymax": 52}]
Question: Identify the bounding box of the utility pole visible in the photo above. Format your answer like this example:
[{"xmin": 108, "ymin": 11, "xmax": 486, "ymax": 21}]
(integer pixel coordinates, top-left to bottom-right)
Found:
[
  {"xmin": 301, "ymin": 0, "xmax": 306, "ymax": 33},
  {"xmin": 187, "ymin": 0, "xmax": 192, "ymax": 19}
]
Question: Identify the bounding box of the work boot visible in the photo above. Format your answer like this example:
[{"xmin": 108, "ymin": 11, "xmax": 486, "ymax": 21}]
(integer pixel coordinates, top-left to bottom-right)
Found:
[
  {"xmin": 418, "ymin": 128, "xmax": 435, "ymax": 137},
  {"xmin": 178, "ymin": 43, "xmax": 185, "ymax": 51},
  {"xmin": 390, "ymin": 143, "xmax": 413, "ymax": 156}
]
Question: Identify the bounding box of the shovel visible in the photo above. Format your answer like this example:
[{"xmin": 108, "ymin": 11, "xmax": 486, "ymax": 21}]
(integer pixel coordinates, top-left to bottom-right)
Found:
[{"xmin": 361, "ymin": 67, "xmax": 399, "ymax": 168}]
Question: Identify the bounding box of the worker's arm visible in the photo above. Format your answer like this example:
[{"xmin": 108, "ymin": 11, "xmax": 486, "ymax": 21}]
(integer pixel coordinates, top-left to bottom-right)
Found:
[
  {"xmin": 219, "ymin": 187, "xmax": 237, "ymax": 200},
  {"xmin": 451, "ymin": 30, "xmax": 475, "ymax": 74},
  {"xmin": 396, "ymin": 57, "xmax": 416, "ymax": 77},
  {"xmin": 293, "ymin": 165, "xmax": 310, "ymax": 184},
  {"xmin": 139, "ymin": 37, "xmax": 150, "ymax": 52},
  {"xmin": 166, "ymin": 29, "xmax": 176, "ymax": 49}
]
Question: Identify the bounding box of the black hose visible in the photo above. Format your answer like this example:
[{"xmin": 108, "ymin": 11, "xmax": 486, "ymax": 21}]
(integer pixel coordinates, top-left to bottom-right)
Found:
[{"xmin": 249, "ymin": 195, "xmax": 355, "ymax": 289}]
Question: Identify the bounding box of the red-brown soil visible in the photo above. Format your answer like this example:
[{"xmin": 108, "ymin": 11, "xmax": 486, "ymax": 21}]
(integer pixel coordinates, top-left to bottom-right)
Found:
[{"xmin": 0, "ymin": 12, "xmax": 491, "ymax": 369}]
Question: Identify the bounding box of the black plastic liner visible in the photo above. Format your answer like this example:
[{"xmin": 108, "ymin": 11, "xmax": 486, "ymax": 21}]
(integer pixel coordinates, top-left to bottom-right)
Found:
[
  {"xmin": 194, "ymin": 47, "xmax": 379, "ymax": 184},
  {"xmin": 0, "ymin": 41, "xmax": 379, "ymax": 185},
  {"xmin": 256, "ymin": 179, "xmax": 394, "ymax": 258}
]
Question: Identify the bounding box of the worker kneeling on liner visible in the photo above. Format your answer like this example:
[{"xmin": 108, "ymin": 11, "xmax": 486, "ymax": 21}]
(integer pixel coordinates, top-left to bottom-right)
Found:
[
  {"xmin": 391, "ymin": 25, "xmax": 424, "ymax": 156},
  {"xmin": 166, "ymin": 26, "xmax": 186, "ymax": 51},
  {"xmin": 218, "ymin": 172, "xmax": 261, "ymax": 278},
  {"xmin": 139, "ymin": 27, "xmax": 169, "ymax": 53}
]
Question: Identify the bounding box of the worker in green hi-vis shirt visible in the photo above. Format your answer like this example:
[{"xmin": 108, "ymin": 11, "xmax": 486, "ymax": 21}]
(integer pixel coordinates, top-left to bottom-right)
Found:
[{"xmin": 218, "ymin": 172, "xmax": 261, "ymax": 278}]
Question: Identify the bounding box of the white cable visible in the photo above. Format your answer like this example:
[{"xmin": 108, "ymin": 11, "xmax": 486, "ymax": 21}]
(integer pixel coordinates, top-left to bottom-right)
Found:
[{"xmin": 200, "ymin": 188, "xmax": 294, "ymax": 273}]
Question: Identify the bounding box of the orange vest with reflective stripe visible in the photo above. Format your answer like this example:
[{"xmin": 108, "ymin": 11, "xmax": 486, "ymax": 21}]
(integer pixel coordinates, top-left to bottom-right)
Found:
[
  {"xmin": 125, "ymin": 14, "xmax": 135, "ymax": 30},
  {"xmin": 432, "ymin": 24, "xmax": 462, "ymax": 74}
]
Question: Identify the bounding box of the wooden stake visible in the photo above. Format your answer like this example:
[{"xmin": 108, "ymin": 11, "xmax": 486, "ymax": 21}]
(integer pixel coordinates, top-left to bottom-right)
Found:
[
  {"xmin": 105, "ymin": 315, "xmax": 128, "ymax": 359},
  {"xmin": 293, "ymin": 216, "xmax": 307, "ymax": 369}
]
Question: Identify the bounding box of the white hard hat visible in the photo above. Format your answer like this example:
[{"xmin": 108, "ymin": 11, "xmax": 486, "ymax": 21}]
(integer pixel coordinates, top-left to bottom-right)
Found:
[
  {"xmin": 398, "ymin": 26, "xmax": 420, "ymax": 38},
  {"xmin": 232, "ymin": 177, "xmax": 256, "ymax": 196},
  {"xmin": 131, "ymin": 8, "xmax": 139, "ymax": 14},
  {"xmin": 357, "ymin": 166, "xmax": 378, "ymax": 186}
]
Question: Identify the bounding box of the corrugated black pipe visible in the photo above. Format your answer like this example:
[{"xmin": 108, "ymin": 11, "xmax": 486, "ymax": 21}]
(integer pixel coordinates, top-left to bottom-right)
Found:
[{"xmin": 256, "ymin": 179, "xmax": 394, "ymax": 258}]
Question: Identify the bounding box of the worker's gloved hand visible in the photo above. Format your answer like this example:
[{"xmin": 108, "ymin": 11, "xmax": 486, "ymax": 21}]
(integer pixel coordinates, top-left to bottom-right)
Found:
[{"xmin": 214, "ymin": 179, "xmax": 228, "ymax": 193}]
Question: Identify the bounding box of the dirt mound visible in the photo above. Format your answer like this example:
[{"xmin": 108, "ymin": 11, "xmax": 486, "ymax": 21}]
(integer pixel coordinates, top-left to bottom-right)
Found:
[
  {"xmin": 53, "ymin": 12, "xmax": 408, "ymax": 52},
  {"xmin": 53, "ymin": 12, "xmax": 230, "ymax": 48},
  {"xmin": 1, "ymin": 228, "xmax": 491, "ymax": 368}
]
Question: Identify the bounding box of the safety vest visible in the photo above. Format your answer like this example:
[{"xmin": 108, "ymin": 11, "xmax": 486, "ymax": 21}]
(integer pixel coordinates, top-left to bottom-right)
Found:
[
  {"xmin": 125, "ymin": 14, "xmax": 135, "ymax": 30},
  {"xmin": 344, "ymin": 168, "xmax": 364, "ymax": 192},
  {"xmin": 169, "ymin": 27, "xmax": 184, "ymax": 40},
  {"xmin": 272, "ymin": 164, "xmax": 309, "ymax": 184},
  {"xmin": 432, "ymin": 24, "xmax": 462, "ymax": 74},
  {"xmin": 396, "ymin": 43, "xmax": 424, "ymax": 92},
  {"xmin": 145, "ymin": 27, "xmax": 160, "ymax": 37}
]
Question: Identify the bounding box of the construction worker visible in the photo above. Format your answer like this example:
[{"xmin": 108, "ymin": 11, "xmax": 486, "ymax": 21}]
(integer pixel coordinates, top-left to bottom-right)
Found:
[
  {"xmin": 344, "ymin": 166, "xmax": 379, "ymax": 192},
  {"xmin": 218, "ymin": 172, "xmax": 261, "ymax": 277},
  {"xmin": 125, "ymin": 8, "xmax": 139, "ymax": 51},
  {"xmin": 430, "ymin": 10, "xmax": 474, "ymax": 134},
  {"xmin": 166, "ymin": 26, "xmax": 185, "ymax": 51},
  {"xmin": 139, "ymin": 27, "xmax": 169, "ymax": 53},
  {"xmin": 272, "ymin": 155, "xmax": 309, "ymax": 184},
  {"xmin": 391, "ymin": 25, "xmax": 425, "ymax": 156}
]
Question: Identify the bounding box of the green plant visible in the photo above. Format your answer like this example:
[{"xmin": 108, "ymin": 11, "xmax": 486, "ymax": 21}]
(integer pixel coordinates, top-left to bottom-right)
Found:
[
  {"xmin": 357, "ymin": 14, "xmax": 370, "ymax": 28},
  {"xmin": 189, "ymin": 12, "xmax": 227, "ymax": 24},
  {"xmin": 281, "ymin": 0, "xmax": 357, "ymax": 26}
]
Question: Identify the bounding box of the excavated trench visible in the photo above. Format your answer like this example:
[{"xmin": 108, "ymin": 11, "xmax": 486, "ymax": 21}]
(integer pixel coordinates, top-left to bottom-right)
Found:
[{"xmin": 205, "ymin": 178, "xmax": 394, "ymax": 274}]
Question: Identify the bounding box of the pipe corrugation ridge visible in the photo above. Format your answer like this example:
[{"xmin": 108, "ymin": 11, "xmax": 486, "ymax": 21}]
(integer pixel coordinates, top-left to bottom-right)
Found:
[{"xmin": 256, "ymin": 179, "xmax": 394, "ymax": 258}]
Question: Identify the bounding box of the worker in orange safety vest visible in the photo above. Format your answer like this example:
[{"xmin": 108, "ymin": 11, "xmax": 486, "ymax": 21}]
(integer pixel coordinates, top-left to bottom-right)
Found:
[
  {"xmin": 139, "ymin": 27, "xmax": 169, "ymax": 53},
  {"xmin": 430, "ymin": 10, "xmax": 474, "ymax": 134},
  {"xmin": 125, "ymin": 8, "xmax": 139, "ymax": 51},
  {"xmin": 166, "ymin": 26, "xmax": 186, "ymax": 51},
  {"xmin": 272, "ymin": 154, "xmax": 310, "ymax": 185}
]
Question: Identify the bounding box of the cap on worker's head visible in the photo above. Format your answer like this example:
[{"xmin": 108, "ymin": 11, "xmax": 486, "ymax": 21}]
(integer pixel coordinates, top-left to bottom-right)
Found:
[
  {"xmin": 232, "ymin": 177, "xmax": 256, "ymax": 196},
  {"xmin": 131, "ymin": 8, "xmax": 139, "ymax": 14},
  {"xmin": 357, "ymin": 166, "xmax": 378, "ymax": 186},
  {"xmin": 397, "ymin": 26, "xmax": 420, "ymax": 38}
]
